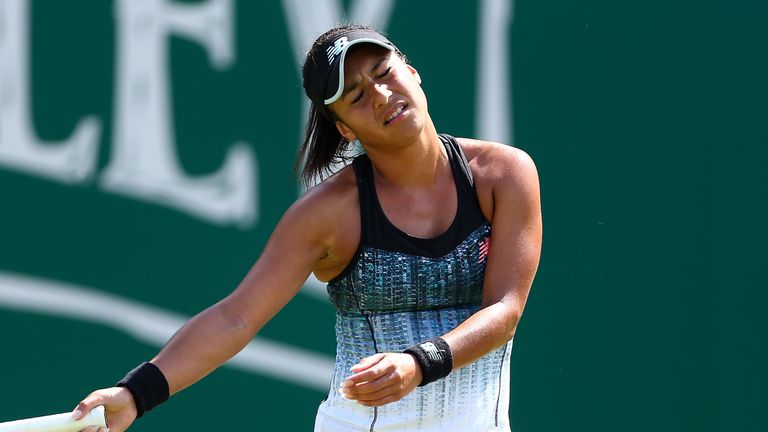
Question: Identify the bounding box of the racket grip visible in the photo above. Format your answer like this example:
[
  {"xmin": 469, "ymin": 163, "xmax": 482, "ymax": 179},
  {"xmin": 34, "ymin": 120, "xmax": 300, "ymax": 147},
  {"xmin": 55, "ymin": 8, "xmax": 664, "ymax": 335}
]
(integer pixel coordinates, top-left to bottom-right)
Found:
[{"xmin": 0, "ymin": 405, "xmax": 107, "ymax": 432}]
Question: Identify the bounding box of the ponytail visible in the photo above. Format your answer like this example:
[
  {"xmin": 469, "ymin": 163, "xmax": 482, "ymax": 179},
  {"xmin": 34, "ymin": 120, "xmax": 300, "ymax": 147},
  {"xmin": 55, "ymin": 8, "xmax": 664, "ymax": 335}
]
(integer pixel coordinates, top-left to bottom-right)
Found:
[{"xmin": 294, "ymin": 104, "xmax": 354, "ymax": 186}]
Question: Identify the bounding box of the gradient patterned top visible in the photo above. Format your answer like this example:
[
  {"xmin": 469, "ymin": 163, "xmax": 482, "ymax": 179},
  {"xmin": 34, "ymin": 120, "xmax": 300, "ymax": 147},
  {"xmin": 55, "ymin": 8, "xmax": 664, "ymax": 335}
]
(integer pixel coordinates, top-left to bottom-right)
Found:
[{"xmin": 314, "ymin": 135, "xmax": 512, "ymax": 432}]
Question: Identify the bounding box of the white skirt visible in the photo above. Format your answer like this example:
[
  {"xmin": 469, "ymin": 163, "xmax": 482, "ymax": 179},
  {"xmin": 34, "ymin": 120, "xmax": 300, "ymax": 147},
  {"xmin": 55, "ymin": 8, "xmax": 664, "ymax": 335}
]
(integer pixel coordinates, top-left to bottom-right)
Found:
[{"xmin": 313, "ymin": 341, "xmax": 513, "ymax": 432}]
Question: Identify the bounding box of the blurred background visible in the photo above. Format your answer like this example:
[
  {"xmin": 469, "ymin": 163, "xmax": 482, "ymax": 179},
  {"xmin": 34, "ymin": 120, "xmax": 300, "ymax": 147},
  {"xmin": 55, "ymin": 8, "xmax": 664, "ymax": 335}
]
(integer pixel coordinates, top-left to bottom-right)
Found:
[{"xmin": 1, "ymin": 0, "xmax": 765, "ymax": 430}]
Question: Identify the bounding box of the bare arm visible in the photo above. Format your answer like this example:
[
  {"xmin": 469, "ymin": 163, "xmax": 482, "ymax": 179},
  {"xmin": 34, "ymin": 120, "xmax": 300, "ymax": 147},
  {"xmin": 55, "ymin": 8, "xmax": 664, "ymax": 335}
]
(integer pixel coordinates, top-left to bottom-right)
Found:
[
  {"xmin": 443, "ymin": 145, "xmax": 542, "ymax": 367},
  {"xmin": 341, "ymin": 144, "xmax": 542, "ymax": 406},
  {"xmin": 151, "ymin": 200, "xmax": 329, "ymax": 394},
  {"xmin": 73, "ymin": 183, "xmax": 343, "ymax": 431}
]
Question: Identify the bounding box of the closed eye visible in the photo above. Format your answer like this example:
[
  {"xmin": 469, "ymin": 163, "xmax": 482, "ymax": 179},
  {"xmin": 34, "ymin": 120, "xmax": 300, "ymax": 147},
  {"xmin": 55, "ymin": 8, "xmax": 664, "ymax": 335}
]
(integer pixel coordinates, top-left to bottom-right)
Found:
[
  {"xmin": 348, "ymin": 65, "xmax": 391, "ymax": 104},
  {"xmin": 378, "ymin": 67, "xmax": 392, "ymax": 78}
]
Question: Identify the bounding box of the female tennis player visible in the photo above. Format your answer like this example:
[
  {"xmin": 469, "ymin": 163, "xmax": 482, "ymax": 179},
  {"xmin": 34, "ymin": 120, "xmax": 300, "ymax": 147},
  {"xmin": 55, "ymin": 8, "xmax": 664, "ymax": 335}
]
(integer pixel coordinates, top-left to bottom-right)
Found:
[{"xmin": 73, "ymin": 24, "xmax": 541, "ymax": 432}]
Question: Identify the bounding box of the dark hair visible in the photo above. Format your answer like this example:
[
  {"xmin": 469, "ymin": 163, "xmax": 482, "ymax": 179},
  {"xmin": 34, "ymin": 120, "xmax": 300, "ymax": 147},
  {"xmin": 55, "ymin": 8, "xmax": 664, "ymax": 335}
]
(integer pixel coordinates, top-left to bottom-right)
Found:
[{"xmin": 295, "ymin": 24, "xmax": 406, "ymax": 186}]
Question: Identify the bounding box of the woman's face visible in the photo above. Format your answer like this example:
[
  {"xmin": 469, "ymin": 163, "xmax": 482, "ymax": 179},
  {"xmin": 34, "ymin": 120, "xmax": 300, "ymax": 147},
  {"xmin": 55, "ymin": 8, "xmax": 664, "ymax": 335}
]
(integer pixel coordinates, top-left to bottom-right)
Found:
[{"xmin": 328, "ymin": 44, "xmax": 428, "ymax": 150}]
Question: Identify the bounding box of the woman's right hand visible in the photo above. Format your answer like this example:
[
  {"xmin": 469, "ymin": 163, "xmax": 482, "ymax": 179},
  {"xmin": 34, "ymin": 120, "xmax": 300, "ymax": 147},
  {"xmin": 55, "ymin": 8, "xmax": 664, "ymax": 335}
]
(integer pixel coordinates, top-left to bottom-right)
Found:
[{"xmin": 72, "ymin": 387, "xmax": 138, "ymax": 432}]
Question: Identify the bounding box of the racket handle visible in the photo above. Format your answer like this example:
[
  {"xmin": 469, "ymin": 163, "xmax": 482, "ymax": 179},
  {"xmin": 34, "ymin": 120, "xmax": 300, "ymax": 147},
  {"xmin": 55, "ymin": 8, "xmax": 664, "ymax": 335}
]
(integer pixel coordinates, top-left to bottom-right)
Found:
[{"xmin": 0, "ymin": 405, "xmax": 107, "ymax": 432}]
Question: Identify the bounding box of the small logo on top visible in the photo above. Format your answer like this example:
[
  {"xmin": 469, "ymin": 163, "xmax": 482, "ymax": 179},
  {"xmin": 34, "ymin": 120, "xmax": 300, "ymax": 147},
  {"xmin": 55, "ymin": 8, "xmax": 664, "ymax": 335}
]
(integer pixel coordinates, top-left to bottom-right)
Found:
[{"xmin": 479, "ymin": 237, "xmax": 491, "ymax": 262}]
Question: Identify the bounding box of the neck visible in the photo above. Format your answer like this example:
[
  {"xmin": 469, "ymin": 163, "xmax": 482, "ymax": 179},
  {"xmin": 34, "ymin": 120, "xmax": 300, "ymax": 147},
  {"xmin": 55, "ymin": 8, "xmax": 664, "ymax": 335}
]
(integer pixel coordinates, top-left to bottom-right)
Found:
[{"xmin": 362, "ymin": 119, "xmax": 449, "ymax": 187}]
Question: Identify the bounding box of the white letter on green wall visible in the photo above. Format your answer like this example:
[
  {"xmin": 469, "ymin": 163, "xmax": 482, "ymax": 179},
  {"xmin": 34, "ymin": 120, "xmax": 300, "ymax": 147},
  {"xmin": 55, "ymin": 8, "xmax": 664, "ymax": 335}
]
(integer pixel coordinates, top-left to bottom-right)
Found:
[
  {"xmin": 0, "ymin": 0, "xmax": 100, "ymax": 183},
  {"xmin": 477, "ymin": 0, "xmax": 513, "ymax": 145},
  {"xmin": 102, "ymin": 0, "xmax": 257, "ymax": 227}
]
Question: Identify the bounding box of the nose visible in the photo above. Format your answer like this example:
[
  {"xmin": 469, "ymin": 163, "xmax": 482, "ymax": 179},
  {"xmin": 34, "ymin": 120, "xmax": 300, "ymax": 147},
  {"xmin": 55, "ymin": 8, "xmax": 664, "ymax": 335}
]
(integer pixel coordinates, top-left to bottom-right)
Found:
[{"xmin": 371, "ymin": 83, "xmax": 391, "ymax": 107}]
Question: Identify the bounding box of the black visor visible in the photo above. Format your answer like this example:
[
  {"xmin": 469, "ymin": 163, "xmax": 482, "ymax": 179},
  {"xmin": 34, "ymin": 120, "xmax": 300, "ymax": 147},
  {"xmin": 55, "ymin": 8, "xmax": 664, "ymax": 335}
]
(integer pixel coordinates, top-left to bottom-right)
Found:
[{"xmin": 305, "ymin": 30, "xmax": 399, "ymax": 108}]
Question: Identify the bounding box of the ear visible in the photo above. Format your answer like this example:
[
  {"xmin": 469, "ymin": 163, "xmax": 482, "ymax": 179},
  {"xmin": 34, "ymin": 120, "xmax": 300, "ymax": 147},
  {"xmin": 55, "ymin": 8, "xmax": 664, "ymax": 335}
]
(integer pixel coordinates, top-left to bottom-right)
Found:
[
  {"xmin": 406, "ymin": 64, "xmax": 422, "ymax": 85},
  {"xmin": 335, "ymin": 121, "xmax": 357, "ymax": 141}
]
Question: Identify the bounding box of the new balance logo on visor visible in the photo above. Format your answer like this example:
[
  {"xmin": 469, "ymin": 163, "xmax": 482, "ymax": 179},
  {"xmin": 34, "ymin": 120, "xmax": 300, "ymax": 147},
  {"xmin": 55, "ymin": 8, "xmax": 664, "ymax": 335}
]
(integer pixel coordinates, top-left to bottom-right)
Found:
[
  {"xmin": 420, "ymin": 342, "xmax": 444, "ymax": 362},
  {"xmin": 326, "ymin": 36, "xmax": 349, "ymax": 64}
]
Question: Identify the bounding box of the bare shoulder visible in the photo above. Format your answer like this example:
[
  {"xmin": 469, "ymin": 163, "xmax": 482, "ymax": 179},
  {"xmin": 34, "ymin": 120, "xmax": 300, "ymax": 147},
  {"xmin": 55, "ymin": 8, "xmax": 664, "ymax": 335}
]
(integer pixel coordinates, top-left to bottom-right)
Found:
[
  {"xmin": 282, "ymin": 165, "xmax": 360, "ymax": 276},
  {"xmin": 456, "ymin": 137, "xmax": 537, "ymax": 182},
  {"xmin": 288, "ymin": 164, "xmax": 358, "ymax": 227},
  {"xmin": 455, "ymin": 138, "xmax": 539, "ymax": 221}
]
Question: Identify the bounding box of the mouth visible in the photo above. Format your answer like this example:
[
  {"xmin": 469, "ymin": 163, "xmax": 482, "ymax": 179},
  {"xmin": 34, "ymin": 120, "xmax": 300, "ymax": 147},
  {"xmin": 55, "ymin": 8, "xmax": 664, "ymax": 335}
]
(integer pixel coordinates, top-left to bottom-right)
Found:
[{"xmin": 384, "ymin": 102, "xmax": 408, "ymax": 126}]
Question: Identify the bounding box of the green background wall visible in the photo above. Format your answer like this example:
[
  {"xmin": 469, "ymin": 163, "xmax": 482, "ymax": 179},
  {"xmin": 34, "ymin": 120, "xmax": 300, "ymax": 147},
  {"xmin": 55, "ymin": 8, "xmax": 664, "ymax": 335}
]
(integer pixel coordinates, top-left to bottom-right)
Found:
[{"xmin": 1, "ymin": 1, "xmax": 765, "ymax": 431}]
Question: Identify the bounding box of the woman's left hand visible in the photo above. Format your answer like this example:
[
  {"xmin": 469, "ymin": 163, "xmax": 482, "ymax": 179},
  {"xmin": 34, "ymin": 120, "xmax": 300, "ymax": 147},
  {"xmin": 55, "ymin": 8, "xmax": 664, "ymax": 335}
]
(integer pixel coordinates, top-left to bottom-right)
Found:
[{"xmin": 339, "ymin": 353, "xmax": 423, "ymax": 406}]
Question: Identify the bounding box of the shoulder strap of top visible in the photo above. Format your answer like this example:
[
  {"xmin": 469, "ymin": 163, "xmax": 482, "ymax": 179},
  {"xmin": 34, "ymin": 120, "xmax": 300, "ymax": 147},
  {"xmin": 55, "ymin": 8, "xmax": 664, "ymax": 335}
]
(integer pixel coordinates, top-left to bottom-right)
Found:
[
  {"xmin": 352, "ymin": 153, "xmax": 377, "ymax": 245},
  {"xmin": 439, "ymin": 133, "xmax": 481, "ymax": 205},
  {"xmin": 439, "ymin": 134, "xmax": 475, "ymax": 188},
  {"xmin": 440, "ymin": 133, "xmax": 488, "ymax": 227}
]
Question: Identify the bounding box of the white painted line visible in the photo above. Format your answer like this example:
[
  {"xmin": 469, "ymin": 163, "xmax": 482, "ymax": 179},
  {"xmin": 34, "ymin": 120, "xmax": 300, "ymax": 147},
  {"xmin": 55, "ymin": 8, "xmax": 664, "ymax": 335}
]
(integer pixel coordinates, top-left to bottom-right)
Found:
[{"xmin": 0, "ymin": 271, "xmax": 333, "ymax": 390}]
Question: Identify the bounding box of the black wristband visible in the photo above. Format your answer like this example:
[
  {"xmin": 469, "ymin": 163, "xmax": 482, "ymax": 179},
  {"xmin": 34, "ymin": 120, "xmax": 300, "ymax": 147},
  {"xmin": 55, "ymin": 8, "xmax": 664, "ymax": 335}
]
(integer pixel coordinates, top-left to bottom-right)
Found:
[
  {"xmin": 116, "ymin": 362, "xmax": 170, "ymax": 418},
  {"xmin": 403, "ymin": 337, "xmax": 453, "ymax": 387}
]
